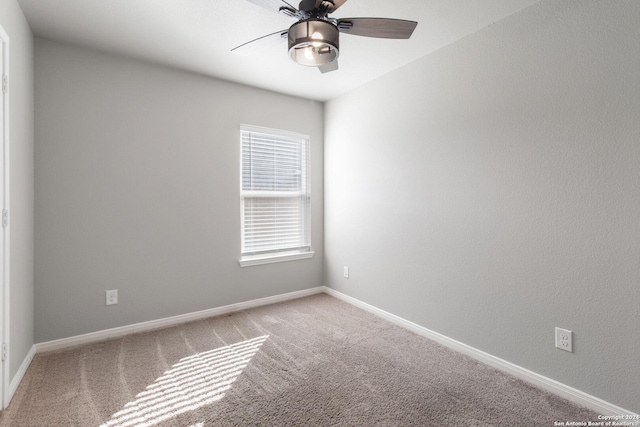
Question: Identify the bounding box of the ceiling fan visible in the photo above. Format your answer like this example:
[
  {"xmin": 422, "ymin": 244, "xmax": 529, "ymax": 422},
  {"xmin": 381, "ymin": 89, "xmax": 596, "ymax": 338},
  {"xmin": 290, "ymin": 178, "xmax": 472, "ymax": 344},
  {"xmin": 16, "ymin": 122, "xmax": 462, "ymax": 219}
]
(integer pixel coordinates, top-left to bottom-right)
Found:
[{"xmin": 232, "ymin": 0, "xmax": 418, "ymax": 73}]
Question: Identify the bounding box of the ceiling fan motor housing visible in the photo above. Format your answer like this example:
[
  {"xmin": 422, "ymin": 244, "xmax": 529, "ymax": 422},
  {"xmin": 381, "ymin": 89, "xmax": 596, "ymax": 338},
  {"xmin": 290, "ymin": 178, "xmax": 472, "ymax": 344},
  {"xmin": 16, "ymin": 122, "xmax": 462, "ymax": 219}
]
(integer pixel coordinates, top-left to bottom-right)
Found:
[{"xmin": 288, "ymin": 19, "xmax": 339, "ymax": 66}]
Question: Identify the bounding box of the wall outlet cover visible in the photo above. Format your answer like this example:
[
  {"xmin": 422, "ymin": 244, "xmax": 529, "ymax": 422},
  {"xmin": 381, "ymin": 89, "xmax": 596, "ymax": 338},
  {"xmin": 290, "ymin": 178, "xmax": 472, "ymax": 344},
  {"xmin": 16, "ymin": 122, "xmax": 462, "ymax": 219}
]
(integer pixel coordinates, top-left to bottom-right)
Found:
[
  {"xmin": 555, "ymin": 327, "xmax": 572, "ymax": 352},
  {"xmin": 106, "ymin": 289, "xmax": 118, "ymax": 306}
]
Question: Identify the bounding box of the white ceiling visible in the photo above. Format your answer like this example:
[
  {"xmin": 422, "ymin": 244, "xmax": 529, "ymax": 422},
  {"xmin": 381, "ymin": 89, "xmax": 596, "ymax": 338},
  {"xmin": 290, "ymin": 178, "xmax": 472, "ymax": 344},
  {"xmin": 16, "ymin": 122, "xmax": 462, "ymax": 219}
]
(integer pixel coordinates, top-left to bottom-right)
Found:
[{"xmin": 17, "ymin": 0, "xmax": 540, "ymax": 101}]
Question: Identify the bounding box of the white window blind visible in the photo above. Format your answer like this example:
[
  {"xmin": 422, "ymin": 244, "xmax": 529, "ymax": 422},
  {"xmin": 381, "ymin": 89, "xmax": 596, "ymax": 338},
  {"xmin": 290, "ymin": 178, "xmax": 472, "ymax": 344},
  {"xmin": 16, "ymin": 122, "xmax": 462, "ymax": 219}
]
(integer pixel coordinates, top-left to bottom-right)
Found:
[{"xmin": 240, "ymin": 125, "xmax": 311, "ymax": 262}]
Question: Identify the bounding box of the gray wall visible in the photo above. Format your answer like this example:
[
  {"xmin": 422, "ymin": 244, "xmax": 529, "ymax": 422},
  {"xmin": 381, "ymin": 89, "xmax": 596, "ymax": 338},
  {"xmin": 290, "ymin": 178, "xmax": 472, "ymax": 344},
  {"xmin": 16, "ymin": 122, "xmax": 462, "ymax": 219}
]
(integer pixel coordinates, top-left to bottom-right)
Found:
[
  {"xmin": 34, "ymin": 39, "xmax": 324, "ymax": 343},
  {"xmin": 325, "ymin": 0, "xmax": 639, "ymax": 413},
  {"xmin": 0, "ymin": 0, "xmax": 35, "ymax": 384}
]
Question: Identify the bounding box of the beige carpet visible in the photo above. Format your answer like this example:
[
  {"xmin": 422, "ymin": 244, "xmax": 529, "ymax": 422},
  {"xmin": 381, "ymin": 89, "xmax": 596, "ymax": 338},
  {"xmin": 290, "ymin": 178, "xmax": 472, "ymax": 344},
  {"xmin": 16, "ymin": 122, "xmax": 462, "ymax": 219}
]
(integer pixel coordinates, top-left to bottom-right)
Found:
[{"xmin": 1, "ymin": 294, "xmax": 599, "ymax": 426}]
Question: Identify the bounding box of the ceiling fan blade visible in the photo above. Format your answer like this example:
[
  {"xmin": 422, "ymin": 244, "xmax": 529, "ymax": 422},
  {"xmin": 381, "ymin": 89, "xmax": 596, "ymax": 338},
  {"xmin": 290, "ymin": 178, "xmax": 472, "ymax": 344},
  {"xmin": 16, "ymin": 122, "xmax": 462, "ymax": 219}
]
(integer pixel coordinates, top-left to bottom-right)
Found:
[
  {"xmin": 337, "ymin": 18, "xmax": 418, "ymax": 39},
  {"xmin": 231, "ymin": 29, "xmax": 288, "ymax": 56},
  {"xmin": 244, "ymin": 0, "xmax": 299, "ymax": 16},
  {"xmin": 318, "ymin": 60, "xmax": 339, "ymax": 74}
]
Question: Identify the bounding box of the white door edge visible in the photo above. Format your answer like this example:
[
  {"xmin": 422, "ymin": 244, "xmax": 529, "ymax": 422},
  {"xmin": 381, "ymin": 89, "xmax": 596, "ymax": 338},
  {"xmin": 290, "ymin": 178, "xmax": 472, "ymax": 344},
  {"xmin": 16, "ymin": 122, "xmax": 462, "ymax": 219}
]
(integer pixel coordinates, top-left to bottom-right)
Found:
[{"xmin": 0, "ymin": 22, "xmax": 10, "ymax": 411}]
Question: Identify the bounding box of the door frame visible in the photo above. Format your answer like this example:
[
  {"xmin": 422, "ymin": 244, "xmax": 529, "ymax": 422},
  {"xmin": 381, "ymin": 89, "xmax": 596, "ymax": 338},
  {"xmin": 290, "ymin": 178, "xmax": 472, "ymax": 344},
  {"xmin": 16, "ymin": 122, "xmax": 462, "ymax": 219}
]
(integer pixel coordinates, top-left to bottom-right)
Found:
[{"xmin": 0, "ymin": 23, "xmax": 10, "ymax": 411}]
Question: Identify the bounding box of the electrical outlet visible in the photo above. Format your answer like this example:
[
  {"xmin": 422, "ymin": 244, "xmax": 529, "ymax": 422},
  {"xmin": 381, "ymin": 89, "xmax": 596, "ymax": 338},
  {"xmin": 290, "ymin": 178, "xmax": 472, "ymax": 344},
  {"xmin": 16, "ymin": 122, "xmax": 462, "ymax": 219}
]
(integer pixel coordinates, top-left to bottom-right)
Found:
[
  {"xmin": 343, "ymin": 266, "xmax": 349, "ymax": 279},
  {"xmin": 106, "ymin": 289, "xmax": 118, "ymax": 306},
  {"xmin": 555, "ymin": 327, "xmax": 572, "ymax": 352}
]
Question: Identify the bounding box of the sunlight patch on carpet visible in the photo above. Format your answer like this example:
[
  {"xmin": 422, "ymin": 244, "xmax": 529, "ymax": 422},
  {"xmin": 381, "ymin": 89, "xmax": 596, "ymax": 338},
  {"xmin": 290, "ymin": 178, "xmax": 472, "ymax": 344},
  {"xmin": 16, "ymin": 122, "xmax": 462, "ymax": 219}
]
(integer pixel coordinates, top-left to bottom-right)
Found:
[{"xmin": 101, "ymin": 335, "xmax": 269, "ymax": 427}]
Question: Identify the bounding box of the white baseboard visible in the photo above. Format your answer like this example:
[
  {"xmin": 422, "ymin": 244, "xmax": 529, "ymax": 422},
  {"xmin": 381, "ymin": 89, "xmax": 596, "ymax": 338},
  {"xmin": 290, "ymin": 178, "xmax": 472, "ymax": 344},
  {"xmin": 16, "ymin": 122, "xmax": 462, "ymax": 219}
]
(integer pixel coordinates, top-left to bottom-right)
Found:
[
  {"xmin": 29, "ymin": 285, "xmax": 636, "ymax": 417},
  {"xmin": 36, "ymin": 287, "xmax": 324, "ymax": 353},
  {"xmin": 6, "ymin": 344, "xmax": 36, "ymax": 407},
  {"xmin": 322, "ymin": 286, "xmax": 637, "ymax": 417}
]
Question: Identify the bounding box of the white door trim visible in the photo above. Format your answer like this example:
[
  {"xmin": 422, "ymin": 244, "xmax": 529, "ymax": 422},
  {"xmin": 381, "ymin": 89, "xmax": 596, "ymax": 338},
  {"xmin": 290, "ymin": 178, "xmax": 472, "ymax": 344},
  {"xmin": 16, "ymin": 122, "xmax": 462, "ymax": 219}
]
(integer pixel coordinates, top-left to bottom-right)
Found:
[{"xmin": 0, "ymin": 23, "xmax": 11, "ymax": 411}]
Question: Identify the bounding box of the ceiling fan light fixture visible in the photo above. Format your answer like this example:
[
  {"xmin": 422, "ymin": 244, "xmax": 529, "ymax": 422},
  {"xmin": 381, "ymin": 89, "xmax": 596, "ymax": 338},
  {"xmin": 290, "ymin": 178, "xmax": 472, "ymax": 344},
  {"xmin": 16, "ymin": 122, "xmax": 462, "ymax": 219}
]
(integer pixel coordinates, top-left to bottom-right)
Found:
[{"xmin": 288, "ymin": 19, "xmax": 339, "ymax": 66}]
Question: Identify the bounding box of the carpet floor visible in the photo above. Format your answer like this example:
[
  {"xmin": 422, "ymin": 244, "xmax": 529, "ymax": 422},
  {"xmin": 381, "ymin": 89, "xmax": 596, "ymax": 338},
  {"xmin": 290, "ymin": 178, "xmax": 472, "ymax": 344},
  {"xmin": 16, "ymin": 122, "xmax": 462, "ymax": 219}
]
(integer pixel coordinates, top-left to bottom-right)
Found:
[{"xmin": 1, "ymin": 293, "xmax": 600, "ymax": 426}]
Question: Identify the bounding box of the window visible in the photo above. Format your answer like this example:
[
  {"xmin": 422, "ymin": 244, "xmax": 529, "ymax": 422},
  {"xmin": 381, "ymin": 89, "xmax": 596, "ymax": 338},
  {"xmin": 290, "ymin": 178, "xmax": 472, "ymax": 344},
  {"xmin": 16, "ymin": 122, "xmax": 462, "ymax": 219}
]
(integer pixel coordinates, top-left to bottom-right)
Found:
[{"xmin": 239, "ymin": 125, "xmax": 313, "ymax": 266}]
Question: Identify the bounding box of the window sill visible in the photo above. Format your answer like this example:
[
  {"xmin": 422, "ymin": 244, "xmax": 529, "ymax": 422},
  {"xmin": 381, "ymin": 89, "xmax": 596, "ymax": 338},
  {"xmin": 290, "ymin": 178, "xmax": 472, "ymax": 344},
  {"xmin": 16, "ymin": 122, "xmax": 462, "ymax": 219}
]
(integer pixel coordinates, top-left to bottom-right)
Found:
[{"xmin": 239, "ymin": 251, "xmax": 315, "ymax": 267}]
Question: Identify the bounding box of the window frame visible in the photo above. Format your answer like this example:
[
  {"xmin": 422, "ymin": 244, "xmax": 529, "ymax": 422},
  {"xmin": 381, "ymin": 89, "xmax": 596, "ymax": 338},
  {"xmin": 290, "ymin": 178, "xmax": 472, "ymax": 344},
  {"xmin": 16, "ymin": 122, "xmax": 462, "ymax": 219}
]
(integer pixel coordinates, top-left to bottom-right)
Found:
[{"xmin": 239, "ymin": 124, "xmax": 314, "ymax": 267}]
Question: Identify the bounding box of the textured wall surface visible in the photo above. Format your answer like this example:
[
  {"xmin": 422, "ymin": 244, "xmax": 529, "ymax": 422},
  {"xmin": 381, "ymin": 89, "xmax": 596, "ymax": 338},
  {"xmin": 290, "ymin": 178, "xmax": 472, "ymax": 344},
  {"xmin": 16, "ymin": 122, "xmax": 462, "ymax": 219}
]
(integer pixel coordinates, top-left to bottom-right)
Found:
[
  {"xmin": 0, "ymin": 0, "xmax": 35, "ymax": 384},
  {"xmin": 325, "ymin": 0, "xmax": 639, "ymax": 413},
  {"xmin": 34, "ymin": 39, "xmax": 324, "ymax": 343}
]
